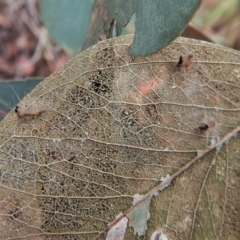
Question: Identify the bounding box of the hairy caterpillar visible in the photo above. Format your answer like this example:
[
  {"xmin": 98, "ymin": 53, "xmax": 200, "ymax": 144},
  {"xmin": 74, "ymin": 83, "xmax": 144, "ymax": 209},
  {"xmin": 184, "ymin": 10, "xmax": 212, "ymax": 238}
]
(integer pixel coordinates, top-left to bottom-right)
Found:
[
  {"xmin": 177, "ymin": 52, "xmax": 193, "ymax": 68},
  {"xmin": 7, "ymin": 82, "xmax": 47, "ymax": 119},
  {"xmin": 15, "ymin": 104, "xmax": 46, "ymax": 118}
]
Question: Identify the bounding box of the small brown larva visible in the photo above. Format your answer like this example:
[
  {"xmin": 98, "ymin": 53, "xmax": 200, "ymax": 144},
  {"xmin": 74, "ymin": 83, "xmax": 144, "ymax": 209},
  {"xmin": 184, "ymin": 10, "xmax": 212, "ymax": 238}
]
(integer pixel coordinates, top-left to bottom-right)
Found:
[
  {"xmin": 15, "ymin": 104, "xmax": 47, "ymax": 119},
  {"xmin": 177, "ymin": 52, "xmax": 193, "ymax": 68},
  {"xmin": 195, "ymin": 117, "xmax": 220, "ymax": 147},
  {"xmin": 197, "ymin": 116, "xmax": 221, "ymax": 146},
  {"xmin": 198, "ymin": 121, "xmax": 216, "ymax": 132},
  {"xmin": 7, "ymin": 83, "xmax": 47, "ymax": 119},
  {"xmin": 196, "ymin": 116, "xmax": 220, "ymax": 138}
]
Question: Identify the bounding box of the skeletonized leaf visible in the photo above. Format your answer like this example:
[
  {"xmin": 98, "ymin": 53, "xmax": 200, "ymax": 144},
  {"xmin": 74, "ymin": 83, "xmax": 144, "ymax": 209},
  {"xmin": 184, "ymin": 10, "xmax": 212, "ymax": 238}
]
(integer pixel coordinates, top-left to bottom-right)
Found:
[{"xmin": 0, "ymin": 35, "xmax": 240, "ymax": 239}]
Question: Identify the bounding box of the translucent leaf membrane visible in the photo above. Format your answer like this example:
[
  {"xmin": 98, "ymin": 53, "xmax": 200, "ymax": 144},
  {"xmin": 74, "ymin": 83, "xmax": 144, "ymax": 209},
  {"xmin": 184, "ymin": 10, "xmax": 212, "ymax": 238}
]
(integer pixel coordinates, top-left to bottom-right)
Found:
[{"xmin": 0, "ymin": 35, "xmax": 239, "ymax": 239}]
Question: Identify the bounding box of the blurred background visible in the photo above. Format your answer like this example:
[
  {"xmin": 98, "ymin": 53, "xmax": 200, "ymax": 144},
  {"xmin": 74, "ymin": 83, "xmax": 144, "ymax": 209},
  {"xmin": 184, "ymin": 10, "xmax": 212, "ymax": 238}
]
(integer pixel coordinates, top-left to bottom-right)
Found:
[{"xmin": 0, "ymin": 0, "xmax": 240, "ymax": 120}]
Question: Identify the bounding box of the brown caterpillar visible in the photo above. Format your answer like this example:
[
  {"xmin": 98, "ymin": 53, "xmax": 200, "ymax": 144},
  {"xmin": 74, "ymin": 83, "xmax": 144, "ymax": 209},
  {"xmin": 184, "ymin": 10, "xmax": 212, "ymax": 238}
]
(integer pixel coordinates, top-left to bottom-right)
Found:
[
  {"xmin": 198, "ymin": 120, "xmax": 216, "ymax": 133},
  {"xmin": 177, "ymin": 52, "xmax": 193, "ymax": 68},
  {"xmin": 7, "ymin": 83, "xmax": 47, "ymax": 119},
  {"xmin": 15, "ymin": 105, "xmax": 46, "ymax": 119}
]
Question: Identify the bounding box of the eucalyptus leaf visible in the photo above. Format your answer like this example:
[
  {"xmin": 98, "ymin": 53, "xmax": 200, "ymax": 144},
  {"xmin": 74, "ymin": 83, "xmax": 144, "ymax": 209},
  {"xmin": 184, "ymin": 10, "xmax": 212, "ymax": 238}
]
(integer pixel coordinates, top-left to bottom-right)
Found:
[
  {"xmin": 83, "ymin": 0, "xmax": 202, "ymax": 56},
  {"xmin": 130, "ymin": 0, "xmax": 202, "ymax": 56},
  {"xmin": 82, "ymin": 0, "xmax": 136, "ymax": 51}
]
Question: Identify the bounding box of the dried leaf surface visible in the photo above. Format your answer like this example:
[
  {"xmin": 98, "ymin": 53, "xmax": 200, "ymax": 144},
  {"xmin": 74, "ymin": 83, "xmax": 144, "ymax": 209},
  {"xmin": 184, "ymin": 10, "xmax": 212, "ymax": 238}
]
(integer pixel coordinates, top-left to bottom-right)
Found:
[{"xmin": 0, "ymin": 35, "xmax": 240, "ymax": 239}]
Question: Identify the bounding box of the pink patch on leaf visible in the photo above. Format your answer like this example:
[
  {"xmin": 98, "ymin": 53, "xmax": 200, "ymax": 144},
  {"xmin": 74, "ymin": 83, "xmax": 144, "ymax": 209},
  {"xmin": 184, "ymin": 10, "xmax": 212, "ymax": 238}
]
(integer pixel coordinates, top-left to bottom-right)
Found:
[{"xmin": 138, "ymin": 78, "xmax": 161, "ymax": 96}]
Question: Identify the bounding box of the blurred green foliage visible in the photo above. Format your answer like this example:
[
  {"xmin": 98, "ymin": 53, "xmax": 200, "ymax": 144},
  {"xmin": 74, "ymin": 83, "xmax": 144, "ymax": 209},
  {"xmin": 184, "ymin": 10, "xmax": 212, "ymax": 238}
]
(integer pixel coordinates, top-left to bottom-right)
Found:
[{"xmin": 40, "ymin": 0, "xmax": 93, "ymax": 55}]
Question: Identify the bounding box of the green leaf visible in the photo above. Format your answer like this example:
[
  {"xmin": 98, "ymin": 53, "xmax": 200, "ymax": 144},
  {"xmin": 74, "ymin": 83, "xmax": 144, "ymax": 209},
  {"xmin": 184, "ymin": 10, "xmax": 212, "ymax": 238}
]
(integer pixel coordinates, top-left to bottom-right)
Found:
[
  {"xmin": 40, "ymin": 0, "xmax": 93, "ymax": 55},
  {"xmin": 130, "ymin": 0, "xmax": 202, "ymax": 56},
  {"xmin": 83, "ymin": 0, "xmax": 201, "ymax": 55},
  {"xmin": 105, "ymin": 0, "xmax": 136, "ymax": 36},
  {"xmin": 81, "ymin": 0, "xmax": 136, "ymax": 51}
]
